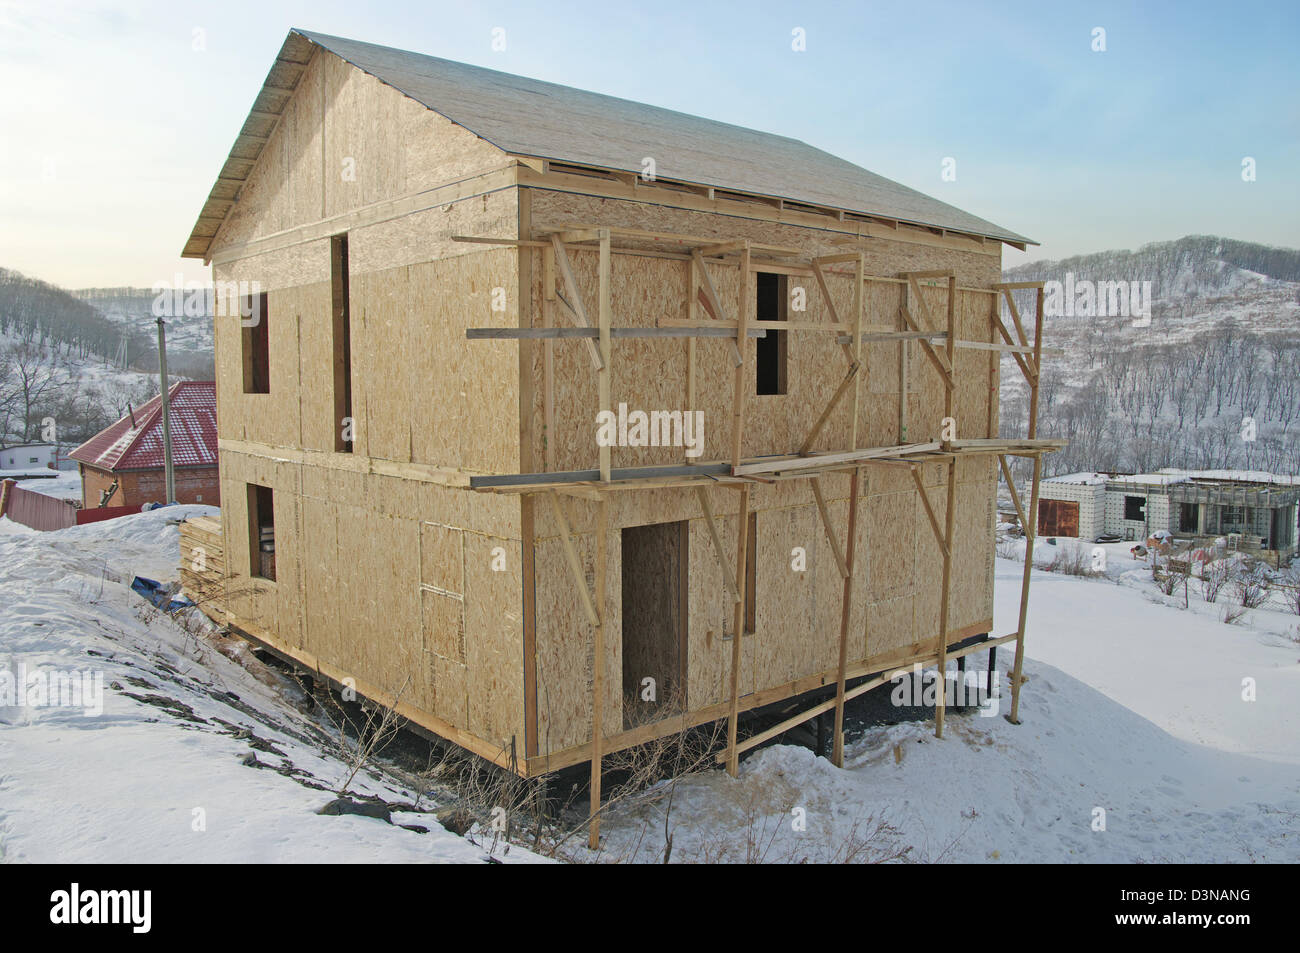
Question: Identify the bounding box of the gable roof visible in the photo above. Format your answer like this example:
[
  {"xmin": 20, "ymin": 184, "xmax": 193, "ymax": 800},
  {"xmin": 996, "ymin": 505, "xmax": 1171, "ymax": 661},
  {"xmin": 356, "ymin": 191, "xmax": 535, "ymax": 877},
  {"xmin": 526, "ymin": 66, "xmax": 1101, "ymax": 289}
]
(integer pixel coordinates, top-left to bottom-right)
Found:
[
  {"xmin": 69, "ymin": 382, "xmax": 217, "ymax": 472},
  {"xmin": 184, "ymin": 28, "xmax": 1034, "ymax": 260}
]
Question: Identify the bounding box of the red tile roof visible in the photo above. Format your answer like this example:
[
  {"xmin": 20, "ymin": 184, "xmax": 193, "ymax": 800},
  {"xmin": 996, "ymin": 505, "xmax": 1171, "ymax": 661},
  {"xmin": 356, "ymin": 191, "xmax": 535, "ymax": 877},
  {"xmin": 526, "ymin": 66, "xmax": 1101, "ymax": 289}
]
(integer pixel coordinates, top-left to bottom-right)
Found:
[{"xmin": 69, "ymin": 381, "xmax": 217, "ymax": 472}]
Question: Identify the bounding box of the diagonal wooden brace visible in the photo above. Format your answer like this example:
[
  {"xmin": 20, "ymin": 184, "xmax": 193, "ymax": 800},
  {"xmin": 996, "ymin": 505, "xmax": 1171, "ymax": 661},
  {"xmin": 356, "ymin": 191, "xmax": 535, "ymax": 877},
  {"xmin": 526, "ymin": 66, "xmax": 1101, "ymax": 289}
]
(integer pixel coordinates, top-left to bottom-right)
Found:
[
  {"xmin": 909, "ymin": 465, "xmax": 950, "ymax": 559},
  {"xmin": 694, "ymin": 485, "xmax": 743, "ymax": 604},
  {"xmin": 550, "ymin": 235, "xmax": 604, "ymax": 370}
]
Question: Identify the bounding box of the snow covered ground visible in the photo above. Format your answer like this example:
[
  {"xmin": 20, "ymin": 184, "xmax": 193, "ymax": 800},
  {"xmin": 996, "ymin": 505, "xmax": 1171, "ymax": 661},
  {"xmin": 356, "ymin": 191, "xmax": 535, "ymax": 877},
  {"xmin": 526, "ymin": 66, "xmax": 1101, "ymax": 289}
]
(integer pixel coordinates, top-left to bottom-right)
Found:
[
  {"xmin": 589, "ymin": 542, "xmax": 1300, "ymax": 863},
  {"xmin": 0, "ymin": 508, "xmax": 546, "ymax": 863},
  {"xmin": 0, "ymin": 512, "xmax": 1296, "ymax": 863}
]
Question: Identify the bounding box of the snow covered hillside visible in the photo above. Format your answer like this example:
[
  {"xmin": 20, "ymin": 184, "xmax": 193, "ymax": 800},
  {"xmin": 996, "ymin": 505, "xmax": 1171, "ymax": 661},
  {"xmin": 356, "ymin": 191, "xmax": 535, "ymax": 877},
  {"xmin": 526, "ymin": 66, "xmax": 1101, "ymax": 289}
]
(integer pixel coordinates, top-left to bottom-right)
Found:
[
  {"xmin": 72, "ymin": 287, "xmax": 214, "ymax": 357},
  {"xmin": 999, "ymin": 236, "xmax": 1300, "ymax": 477},
  {"xmin": 1, "ymin": 511, "xmax": 1295, "ymax": 863}
]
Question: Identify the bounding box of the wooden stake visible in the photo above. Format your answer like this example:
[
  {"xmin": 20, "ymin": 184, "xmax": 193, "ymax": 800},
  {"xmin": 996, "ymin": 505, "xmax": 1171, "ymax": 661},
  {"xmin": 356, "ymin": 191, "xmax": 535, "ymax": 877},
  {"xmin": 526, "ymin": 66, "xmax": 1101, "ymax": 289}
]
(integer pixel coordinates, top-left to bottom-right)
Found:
[{"xmin": 832, "ymin": 466, "xmax": 862, "ymax": 766}]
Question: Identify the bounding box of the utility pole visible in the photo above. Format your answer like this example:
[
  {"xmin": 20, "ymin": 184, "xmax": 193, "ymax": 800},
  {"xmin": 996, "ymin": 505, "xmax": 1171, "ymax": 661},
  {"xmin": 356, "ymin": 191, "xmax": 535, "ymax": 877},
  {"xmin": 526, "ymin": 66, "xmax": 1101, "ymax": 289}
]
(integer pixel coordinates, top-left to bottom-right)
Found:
[{"xmin": 156, "ymin": 317, "xmax": 176, "ymax": 503}]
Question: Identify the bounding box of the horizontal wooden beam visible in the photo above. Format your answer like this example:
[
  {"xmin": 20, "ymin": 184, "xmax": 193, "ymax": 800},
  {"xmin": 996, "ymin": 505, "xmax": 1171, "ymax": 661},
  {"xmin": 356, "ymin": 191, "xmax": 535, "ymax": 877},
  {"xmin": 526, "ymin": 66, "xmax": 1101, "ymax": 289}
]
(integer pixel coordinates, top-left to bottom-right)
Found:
[
  {"xmin": 467, "ymin": 326, "xmax": 768, "ymax": 340},
  {"xmin": 472, "ymin": 462, "xmax": 733, "ymax": 489},
  {"xmin": 452, "ymin": 235, "xmax": 551, "ymax": 248},
  {"xmin": 733, "ymin": 442, "xmax": 942, "ymax": 477}
]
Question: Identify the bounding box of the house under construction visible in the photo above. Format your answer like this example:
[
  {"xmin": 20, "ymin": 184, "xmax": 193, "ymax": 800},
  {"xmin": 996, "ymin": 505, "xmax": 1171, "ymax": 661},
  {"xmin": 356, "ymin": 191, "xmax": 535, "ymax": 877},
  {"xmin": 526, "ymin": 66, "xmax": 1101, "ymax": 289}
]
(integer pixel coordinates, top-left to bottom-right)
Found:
[{"xmin": 179, "ymin": 29, "xmax": 1059, "ymax": 845}]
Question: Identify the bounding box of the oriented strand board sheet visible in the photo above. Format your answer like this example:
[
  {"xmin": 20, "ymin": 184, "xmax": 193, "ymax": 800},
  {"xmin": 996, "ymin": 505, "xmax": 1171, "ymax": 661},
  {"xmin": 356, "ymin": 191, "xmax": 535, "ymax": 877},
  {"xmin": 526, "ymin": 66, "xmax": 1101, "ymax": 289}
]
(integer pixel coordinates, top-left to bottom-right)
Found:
[{"xmin": 211, "ymin": 46, "xmax": 508, "ymax": 254}]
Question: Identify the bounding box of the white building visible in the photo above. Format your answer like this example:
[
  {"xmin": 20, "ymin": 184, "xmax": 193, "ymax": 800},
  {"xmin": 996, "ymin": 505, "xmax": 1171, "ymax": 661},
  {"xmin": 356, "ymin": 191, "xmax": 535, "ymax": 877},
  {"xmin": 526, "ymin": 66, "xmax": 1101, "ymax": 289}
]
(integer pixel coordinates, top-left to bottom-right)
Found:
[
  {"xmin": 0, "ymin": 444, "xmax": 59, "ymax": 470},
  {"xmin": 1035, "ymin": 472, "xmax": 1107, "ymax": 540},
  {"xmin": 1037, "ymin": 468, "xmax": 1300, "ymax": 554}
]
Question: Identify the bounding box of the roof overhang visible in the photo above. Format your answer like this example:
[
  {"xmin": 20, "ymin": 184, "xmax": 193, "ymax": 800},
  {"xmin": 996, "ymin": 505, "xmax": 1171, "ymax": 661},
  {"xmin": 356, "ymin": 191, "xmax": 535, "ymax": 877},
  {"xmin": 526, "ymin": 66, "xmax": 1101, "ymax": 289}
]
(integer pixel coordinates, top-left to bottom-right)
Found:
[
  {"xmin": 184, "ymin": 29, "xmax": 1036, "ymax": 261},
  {"xmin": 182, "ymin": 31, "xmax": 316, "ymax": 261}
]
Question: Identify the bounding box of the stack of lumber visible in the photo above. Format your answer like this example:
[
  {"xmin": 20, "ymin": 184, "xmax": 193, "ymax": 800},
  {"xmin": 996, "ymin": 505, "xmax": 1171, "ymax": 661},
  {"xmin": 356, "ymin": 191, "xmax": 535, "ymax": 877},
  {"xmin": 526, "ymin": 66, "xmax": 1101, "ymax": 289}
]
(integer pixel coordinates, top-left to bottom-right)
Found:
[{"xmin": 179, "ymin": 515, "xmax": 226, "ymax": 619}]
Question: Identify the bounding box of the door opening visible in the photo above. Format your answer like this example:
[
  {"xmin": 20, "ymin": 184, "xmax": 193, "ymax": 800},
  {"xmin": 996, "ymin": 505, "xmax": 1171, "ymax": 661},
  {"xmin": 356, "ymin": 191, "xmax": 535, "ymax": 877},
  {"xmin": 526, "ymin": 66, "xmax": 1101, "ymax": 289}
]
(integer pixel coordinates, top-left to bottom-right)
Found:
[{"xmin": 621, "ymin": 520, "xmax": 688, "ymax": 728}]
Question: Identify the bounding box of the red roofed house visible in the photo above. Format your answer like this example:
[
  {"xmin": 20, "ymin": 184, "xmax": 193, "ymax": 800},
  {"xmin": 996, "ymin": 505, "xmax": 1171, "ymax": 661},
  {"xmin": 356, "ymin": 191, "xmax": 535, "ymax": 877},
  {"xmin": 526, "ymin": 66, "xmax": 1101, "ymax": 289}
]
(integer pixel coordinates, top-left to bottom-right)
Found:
[{"xmin": 69, "ymin": 381, "xmax": 220, "ymax": 508}]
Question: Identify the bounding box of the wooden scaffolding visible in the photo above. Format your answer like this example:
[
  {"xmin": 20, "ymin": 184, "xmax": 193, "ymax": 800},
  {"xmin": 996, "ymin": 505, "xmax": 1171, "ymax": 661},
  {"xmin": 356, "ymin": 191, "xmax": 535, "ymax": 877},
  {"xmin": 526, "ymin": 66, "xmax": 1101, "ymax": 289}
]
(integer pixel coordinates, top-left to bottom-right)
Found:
[{"xmin": 462, "ymin": 226, "xmax": 1056, "ymax": 848}]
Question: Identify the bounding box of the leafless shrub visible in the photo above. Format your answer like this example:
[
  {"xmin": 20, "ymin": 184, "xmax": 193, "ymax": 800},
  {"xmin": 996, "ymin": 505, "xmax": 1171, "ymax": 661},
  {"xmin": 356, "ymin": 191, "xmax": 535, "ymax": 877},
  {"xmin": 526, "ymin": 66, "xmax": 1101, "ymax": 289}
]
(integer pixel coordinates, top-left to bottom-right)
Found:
[
  {"xmin": 1232, "ymin": 566, "xmax": 1270, "ymax": 609},
  {"xmin": 1047, "ymin": 542, "xmax": 1094, "ymax": 576},
  {"xmin": 1200, "ymin": 559, "xmax": 1230, "ymax": 603},
  {"xmin": 996, "ymin": 539, "xmax": 1021, "ymax": 560},
  {"xmin": 1220, "ymin": 602, "xmax": 1248, "ymax": 625},
  {"xmin": 554, "ymin": 693, "xmax": 724, "ymax": 862},
  {"xmin": 688, "ymin": 783, "xmax": 912, "ymax": 865},
  {"xmin": 1277, "ymin": 568, "xmax": 1300, "ymax": 616},
  {"xmin": 319, "ymin": 675, "xmax": 412, "ymax": 797},
  {"xmin": 1153, "ymin": 556, "xmax": 1189, "ymax": 597}
]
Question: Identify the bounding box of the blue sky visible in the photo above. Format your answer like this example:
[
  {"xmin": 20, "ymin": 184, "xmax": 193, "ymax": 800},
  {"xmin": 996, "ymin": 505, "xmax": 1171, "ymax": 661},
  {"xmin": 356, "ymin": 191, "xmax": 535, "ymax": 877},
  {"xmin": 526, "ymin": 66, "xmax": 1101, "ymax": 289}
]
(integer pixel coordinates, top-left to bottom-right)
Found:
[{"xmin": 1, "ymin": 0, "xmax": 1296, "ymax": 286}]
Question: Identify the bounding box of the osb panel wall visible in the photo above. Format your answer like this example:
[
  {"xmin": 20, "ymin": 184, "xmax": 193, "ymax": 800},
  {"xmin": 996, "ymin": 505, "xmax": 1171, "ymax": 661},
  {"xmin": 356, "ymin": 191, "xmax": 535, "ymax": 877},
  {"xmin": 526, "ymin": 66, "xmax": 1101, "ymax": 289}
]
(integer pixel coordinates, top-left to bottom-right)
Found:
[
  {"xmin": 211, "ymin": 48, "xmax": 509, "ymax": 254},
  {"xmin": 215, "ymin": 244, "xmax": 519, "ymax": 476},
  {"xmin": 525, "ymin": 189, "xmax": 1001, "ymax": 472},
  {"xmin": 347, "ymin": 248, "xmax": 521, "ymax": 475},
  {"xmin": 220, "ymin": 448, "xmax": 527, "ymax": 752},
  {"xmin": 530, "ymin": 462, "xmax": 995, "ymax": 755},
  {"xmin": 522, "ymin": 192, "xmax": 1002, "ymax": 756}
]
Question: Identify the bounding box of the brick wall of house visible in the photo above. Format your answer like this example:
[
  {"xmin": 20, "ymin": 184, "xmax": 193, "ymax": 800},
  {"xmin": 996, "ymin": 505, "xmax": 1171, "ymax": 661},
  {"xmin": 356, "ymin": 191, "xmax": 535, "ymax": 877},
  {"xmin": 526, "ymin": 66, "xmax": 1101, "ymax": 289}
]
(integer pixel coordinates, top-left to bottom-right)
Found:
[{"xmin": 80, "ymin": 464, "xmax": 221, "ymax": 508}]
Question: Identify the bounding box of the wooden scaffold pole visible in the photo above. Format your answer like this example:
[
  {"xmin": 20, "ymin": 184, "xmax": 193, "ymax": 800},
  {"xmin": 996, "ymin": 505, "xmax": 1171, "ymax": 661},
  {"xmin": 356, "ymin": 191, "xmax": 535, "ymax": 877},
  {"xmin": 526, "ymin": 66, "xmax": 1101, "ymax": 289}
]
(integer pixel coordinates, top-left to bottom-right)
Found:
[
  {"xmin": 831, "ymin": 465, "xmax": 862, "ymax": 766},
  {"xmin": 1009, "ymin": 287, "xmax": 1045, "ymax": 724},
  {"xmin": 588, "ymin": 497, "xmax": 608, "ymax": 847},
  {"xmin": 725, "ymin": 242, "xmax": 753, "ymax": 777}
]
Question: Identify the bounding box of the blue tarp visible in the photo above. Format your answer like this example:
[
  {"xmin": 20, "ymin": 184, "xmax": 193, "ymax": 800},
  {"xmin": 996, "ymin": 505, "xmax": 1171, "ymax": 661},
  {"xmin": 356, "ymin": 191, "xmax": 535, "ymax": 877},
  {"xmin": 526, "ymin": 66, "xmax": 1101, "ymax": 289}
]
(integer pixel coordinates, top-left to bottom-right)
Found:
[{"xmin": 131, "ymin": 576, "xmax": 195, "ymax": 613}]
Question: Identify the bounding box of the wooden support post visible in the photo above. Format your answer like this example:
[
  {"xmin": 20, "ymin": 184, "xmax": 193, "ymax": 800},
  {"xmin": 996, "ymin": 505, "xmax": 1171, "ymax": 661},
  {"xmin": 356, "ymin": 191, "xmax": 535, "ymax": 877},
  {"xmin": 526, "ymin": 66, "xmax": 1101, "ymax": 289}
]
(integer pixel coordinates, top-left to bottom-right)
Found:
[
  {"xmin": 899, "ymin": 282, "xmax": 909, "ymax": 443},
  {"xmin": 986, "ymin": 295, "xmax": 1000, "ymax": 439},
  {"xmin": 935, "ymin": 455, "xmax": 957, "ymax": 738},
  {"xmin": 730, "ymin": 243, "xmax": 751, "ymax": 467},
  {"xmin": 945, "ymin": 275, "xmax": 957, "ymax": 422},
  {"xmin": 597, "ymin": 229, "xmax": 612, "ymax": 483},
  {"xmin": 1009, "ymin": 288, "xmax": 1045, "ymax": 724},
  {"xmin": 832, "ymin": 466, "xmax": 862, "ymax": 767},
  {"xmin": 543, "ymin": 245, "xmax": 556, "ymax": 472},
  {"xmin": 725, "ymin": 484, "xmax": 752, "ymax": 776},
  {"xmin": 850, "ymin": 253, "xmax": 865, "ymax": 447},
  {"xmin": 589, "ymin": 497, "xmax": 608, "ymax": 849},
  {"xmin": 725, "ymin": 243, "xmax": 753, "ymax": 777},
  {"xmin": 685, "ymin": 254, "xmax": 698, "ymax": 463}
]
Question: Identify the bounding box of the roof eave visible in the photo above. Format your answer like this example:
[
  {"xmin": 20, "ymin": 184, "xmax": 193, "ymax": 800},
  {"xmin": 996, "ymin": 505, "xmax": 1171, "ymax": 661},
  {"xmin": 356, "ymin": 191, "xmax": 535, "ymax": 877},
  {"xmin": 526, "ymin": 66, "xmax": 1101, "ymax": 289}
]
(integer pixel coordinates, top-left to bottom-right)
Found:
[{"xmin": 181, "ymin": 31, "xmax": 318, "ymax": 261}]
